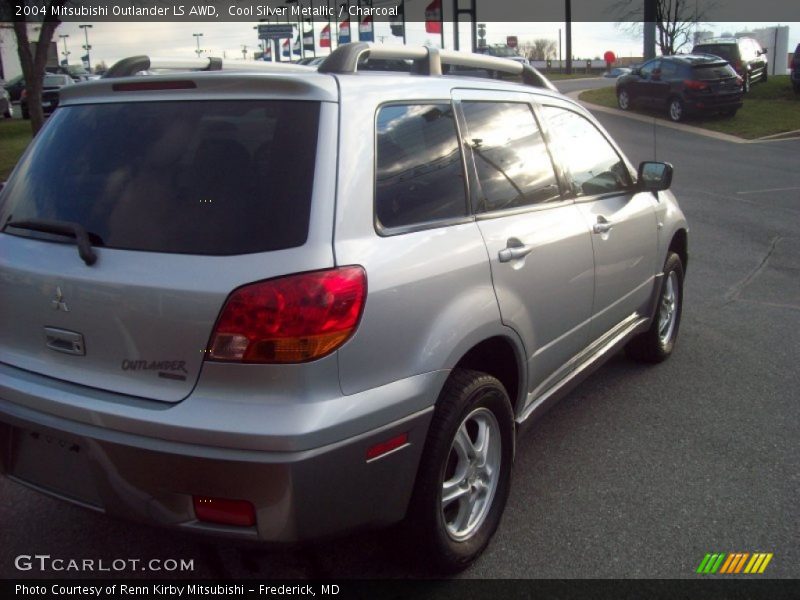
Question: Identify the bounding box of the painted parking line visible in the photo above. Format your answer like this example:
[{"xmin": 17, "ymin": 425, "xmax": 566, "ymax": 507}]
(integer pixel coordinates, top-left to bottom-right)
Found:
[{"xmin": 736, "ymin": 186, "xmax": 800, "ymax": 195}]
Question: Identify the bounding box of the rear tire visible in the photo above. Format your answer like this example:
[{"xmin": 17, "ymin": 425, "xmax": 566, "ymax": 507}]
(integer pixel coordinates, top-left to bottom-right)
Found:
[
  {"xmin": 667, "ymin": 97, "xmax": 685, "ymax": 122},
  {"xmin": 405, "ymin": 369, "xmax": 514, "ymax": 573},
  {"xmin": 626, "ymin": 252, "xmax": 684, "ymax": 363}
]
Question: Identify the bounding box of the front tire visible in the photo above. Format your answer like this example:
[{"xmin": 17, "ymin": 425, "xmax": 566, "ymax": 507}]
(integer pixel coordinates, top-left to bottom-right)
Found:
[
  {"xmin": 406, "ymin": 369, "xmax": 514, "ymax": 573},
  {"xmin": 667, "ymin": 97, "xmax": 685, "ymax": 122},
  {"xmin": 617, "ymin": 89, "xmax": 631, "ymax": 111},
  {"xmin": 626, "ymin": 252, "xmax": 684, "ymax": 363}
]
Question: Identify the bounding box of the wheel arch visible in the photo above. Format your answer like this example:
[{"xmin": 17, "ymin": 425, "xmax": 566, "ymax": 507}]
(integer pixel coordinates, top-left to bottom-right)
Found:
[
  {"xmin": 669, "ymin": 228, "xmax": 688, "ymax": 272},
  {"xmin": 447, "ymin": 334, "xmax": 526, "ymax": 418}
]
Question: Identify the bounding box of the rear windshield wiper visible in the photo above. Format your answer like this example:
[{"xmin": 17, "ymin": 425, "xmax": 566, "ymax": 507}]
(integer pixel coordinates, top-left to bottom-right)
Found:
[{"xmin": 3, "ymin": 219, "xmax": 100, "ymax": 266}]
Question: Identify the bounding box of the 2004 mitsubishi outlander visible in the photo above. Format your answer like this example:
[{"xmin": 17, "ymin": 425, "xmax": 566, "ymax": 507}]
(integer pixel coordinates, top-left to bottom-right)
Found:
[{"xmin": 0, "ymin": 43, "xmax": 688, "ymax": 571}]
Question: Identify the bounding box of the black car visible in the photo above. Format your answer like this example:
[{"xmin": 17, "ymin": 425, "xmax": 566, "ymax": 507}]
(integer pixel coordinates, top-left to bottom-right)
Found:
[
  {"xmin": 791, "ymin": 44, "xmax": 800, "ymax": 94},
  {"xmin": 616, "ymin": 54, "xmax": 743, "ymax": 122},
  {"xmin": 692, "ymin": 37, "xmax": 768, "ymax": 92},
  {"xmin": 3, "ymin": 75, "xmax": 25, "ymax": 102},
  {"xmin": 20, "ymin": 74, "xmax": 75, "ymax": 119}
]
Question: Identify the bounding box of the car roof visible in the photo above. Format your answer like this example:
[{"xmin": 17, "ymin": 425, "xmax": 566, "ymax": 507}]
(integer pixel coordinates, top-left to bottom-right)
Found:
[{"xmin": 661, "ymin": 54, "xmax": 730, "ymax": 66}]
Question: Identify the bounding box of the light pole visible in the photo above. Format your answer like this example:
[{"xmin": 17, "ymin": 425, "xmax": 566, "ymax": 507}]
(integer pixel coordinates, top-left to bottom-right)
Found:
[
  {"xmin": 193, "ymin": 32, "xmax": 204, "ymax": 57},
  {"xmin": 79, "ymin": 24, "xmax": 93, "ymax": 71},
  {"xmin": 59, "ymin": 34, "xmax": 70, "ymax": 65}
]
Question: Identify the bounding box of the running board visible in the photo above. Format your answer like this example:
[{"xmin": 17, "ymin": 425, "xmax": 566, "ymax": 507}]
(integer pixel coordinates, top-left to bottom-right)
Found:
[{"xmin": 516, "ymin": 314, "xmax": 649, "ymax": 430}]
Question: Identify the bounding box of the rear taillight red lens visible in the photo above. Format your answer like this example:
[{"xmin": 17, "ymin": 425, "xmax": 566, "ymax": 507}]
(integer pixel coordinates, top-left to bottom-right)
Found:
[
  {"xmin": 20, "ymin": 89, "xmax": 27, "ymax": 100},
  {"xmin": 207, "ymin": 266, "xmax": 367, "ymax": 364},
  {"xmin": 684, "ymin": 79, "xmax": 709, "ymax": 91}
]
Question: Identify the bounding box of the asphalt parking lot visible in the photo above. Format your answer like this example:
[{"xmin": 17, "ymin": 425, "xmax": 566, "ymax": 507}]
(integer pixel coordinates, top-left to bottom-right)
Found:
[{"xmin": 1, "ymin": 85, "xmax": 798, "ymax": 581}]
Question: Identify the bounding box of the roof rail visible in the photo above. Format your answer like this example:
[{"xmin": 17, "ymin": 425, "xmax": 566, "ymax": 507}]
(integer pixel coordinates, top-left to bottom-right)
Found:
[
  {"xmin": 318, "ymin": 42, "xmax": 557, "ymax": 92},
  {"xmin": 103, "ymin": 56, "xmax": 314, "ymax": 78}
]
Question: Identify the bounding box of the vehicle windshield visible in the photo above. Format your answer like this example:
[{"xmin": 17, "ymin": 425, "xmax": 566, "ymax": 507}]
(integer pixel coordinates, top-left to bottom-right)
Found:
[
  {"xmin": 43, "ymin": 75, "xmax": 70, "ymax": 87},
  {"xmin": 0, "ymin": 100, "xmax": 320, "ymax": 255}
]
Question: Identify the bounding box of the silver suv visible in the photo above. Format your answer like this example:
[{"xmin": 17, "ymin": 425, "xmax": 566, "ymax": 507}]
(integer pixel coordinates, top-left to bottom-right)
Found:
[{"xmin": 0, "ymin": 43, "xmax": 688, "ymax": 571}]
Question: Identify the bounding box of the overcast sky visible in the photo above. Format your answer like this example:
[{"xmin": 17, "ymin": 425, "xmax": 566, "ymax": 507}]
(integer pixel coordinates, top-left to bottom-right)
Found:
[{"xmin": 12, "ymin": 20, "xmax": 800, "ymax": 69}]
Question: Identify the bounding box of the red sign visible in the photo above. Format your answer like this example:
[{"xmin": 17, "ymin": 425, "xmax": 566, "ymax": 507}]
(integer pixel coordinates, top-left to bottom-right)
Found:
[
  {"xmin": 603, "ymin": 51, "xmax": 616, "ymax": 64},
  {"xmin": 507, "ymin": 36, "xmax": 518, "ymax": 48}
]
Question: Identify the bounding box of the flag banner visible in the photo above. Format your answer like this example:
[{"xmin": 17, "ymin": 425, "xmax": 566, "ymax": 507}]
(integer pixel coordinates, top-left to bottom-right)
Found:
[
  {"xmin": 282, "ymin": 38, "xmax": 290, "ymax": 57},
  {"xmin": 81, "ymin": 54, "xmax": 90, "ymax": 67},
  {"xmin": 389, "ymin": 3, "xmax": 404, "ymax": 38},
  {"xmin": 293, "ymin": 36, "xmax": 301, "ymax": 55},
  {"xmin": 359, "ymin": 15, "xmax": 374, "ymax": 42},
  {"xmin": 303, "ymin": 27, "xmax": 314, "ymax": 47},
  {"xmin": 425, "ymin": 0, "xmax": 441, "ymax": 34},
  {"xmin": 320, "ymin": 24, "xmax": 331, "ymax": 47},
  {"xmin": 338, "ymin": 19, "xmax": 350, "ymax": 44}
]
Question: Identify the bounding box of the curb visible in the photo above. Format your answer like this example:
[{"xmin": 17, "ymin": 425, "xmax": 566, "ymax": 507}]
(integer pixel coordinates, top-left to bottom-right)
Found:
[{"xmin": 566, "ymin": 90, "xmax": 800, "ymax": 144}]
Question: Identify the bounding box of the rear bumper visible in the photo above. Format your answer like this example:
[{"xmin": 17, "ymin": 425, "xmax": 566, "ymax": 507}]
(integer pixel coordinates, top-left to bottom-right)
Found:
[
  {"xmin": 0, "ymin": 363, "xmax": 442, "ymax": 541},
  {"xmin": 683, "ymin": 93, "xmax": 742, "ymax": 113}
]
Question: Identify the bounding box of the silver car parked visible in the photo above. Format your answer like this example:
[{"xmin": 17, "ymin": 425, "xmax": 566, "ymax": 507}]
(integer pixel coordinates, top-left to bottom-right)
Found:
[{"xmin": 0, "ymin": 43, "xmax": 687, "ymax": 572}]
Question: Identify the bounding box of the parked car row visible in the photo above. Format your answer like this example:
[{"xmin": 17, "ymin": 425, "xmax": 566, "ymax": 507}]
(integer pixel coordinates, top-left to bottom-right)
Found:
[{"xmin": 19, "ymin": 74, "xmax": 75, "ymax": 120}]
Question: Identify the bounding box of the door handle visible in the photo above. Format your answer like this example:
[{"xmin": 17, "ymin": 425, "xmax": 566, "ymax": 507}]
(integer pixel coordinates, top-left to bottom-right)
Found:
[
  {"xmin": 593, "ymin": 216, "xmax": 614, "ymax": 234},
  {"xmin": 498, "ymin": 238, "xmax": 534, "ymax": 263}
]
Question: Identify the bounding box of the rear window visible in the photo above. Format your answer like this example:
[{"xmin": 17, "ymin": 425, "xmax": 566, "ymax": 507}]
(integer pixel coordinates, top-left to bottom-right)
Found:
[
  {"xmin": 0, "ymin": 100, "xmax": 319, "ymax": 255},
  {"xmin": 694, "ymin": 44, "xmax": 735, "ymax": 62},
  {"xmin": 693, "ymin": 64, "xmax": 738, "ymax": 79}
]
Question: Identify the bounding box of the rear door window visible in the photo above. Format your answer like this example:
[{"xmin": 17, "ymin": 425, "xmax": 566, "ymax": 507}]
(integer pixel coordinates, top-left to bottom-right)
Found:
[
  {"xmin": 375, "ymin": 103, "xmax": 467, "ymax": 230},
  {"xmin": 460, "ymin": 101, "xmax": 561, "ymax": 212},
  {"xmin": 0, "ymin": 100, "xmax": 320, "ymax": 255}
]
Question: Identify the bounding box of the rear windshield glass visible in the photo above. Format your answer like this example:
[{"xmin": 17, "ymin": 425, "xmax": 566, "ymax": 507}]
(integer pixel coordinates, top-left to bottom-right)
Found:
[
  {"xmin": 693, "ymin": 64, "xmax": 738, "ymax": 79},
  {"xmin": 694, "ymin": 45, "xmax": 735, "ymax": 62},
  {"xmin": 0, "ymin": 100, "xmax": 319, "ymax": 255}
]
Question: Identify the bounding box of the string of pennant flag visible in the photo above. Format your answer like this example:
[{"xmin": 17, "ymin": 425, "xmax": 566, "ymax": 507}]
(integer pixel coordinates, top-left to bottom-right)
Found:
[{"xmin": 260, "ymin": 0, "xmax": 444, "ymax": 60}]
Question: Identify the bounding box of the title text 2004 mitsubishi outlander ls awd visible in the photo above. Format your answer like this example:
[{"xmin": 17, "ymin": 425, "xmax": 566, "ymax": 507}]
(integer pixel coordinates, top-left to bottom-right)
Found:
[{"xmin": 0, "ymin": 44, "xmax": 688, "ymax": 571}]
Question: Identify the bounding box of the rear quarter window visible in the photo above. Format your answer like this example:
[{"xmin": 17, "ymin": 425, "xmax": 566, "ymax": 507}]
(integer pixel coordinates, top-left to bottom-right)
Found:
[{"xmin": 375, "ymin": 103, "xmax": 467, "ymax": 230}]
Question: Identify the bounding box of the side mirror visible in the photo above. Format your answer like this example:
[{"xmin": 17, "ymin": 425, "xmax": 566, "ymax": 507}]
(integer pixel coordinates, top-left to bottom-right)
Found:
[{"xmin": 638, "ymin": 161, "xmax": 673, "ymax": 192}]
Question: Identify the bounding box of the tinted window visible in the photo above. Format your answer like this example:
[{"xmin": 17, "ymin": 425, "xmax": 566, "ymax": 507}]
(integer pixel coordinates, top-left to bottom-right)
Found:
[
  {"xmin": 461, "ymin": 102, "xmax": 560, "ymax": 212},
  {"xmin": 659, "ymin": 60, "xmax": 680, "ymax": 79},
  {"xmin": 541, "ymin": 107, "xmax": 632, "ymax": 197},
  {"xmin": 0, "ymin": 100, "xmax": 320, "ymax": 255},
  {"xmin": 695, "ymin": 44, "xmax": 736, "ymax": 62},
  {"xmin": 694, "ymin": 64, "xmax": 738, "ymax": 79},
  {"xmin": 375, "ymin": 104, "xmax": 467, "ymax": 229},
  {"xmin": 639, "ymin": 59, "xmax": 660, "ymax": 78}
]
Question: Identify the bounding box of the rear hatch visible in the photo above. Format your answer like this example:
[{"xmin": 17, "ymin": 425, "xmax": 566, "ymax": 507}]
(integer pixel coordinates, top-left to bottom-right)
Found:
[
  {"xmin": 0, "ymin": 78, "xmax": 335, "ymax": 402},
  {"xmin": 692, "ymin": 62, "xmax": 742, "ymax": 94}
]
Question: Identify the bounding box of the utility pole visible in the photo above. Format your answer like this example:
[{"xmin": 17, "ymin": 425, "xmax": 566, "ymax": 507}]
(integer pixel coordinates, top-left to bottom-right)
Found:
[
  {"xmin": 564, "ymin": 0, "xmax": 572, "ymax": 74},
  {"xmin": 78, "ymin": 24, "xmax": 93, "ymax": 71},
  {"xmin": 193, "ymin": 32, "xmax": 204, "ymax": 57},
  {"xmin": 643, "ymin": 0, "xmax": 656, "ymax": 59},
  {"xmin": 59, "ymin": 34, "xmax": 70, "ymax": 65}
]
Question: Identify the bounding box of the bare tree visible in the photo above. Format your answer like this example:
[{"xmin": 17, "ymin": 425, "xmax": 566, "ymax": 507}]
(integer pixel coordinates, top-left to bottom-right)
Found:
[
  {"xmin": 523, "ymin": 38, "xmax": 558, "ymax": 61},
  {"xmin": 0, "ymin": 0, "xmax": 68, "ymax": 134},
  {"xmin": 615, "ymin": 0, "xmax": 708, "ymax": 56}
]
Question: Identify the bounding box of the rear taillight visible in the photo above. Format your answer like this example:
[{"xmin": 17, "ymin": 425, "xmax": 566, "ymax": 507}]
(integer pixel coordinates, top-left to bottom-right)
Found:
[
  {"xmin": 684, "ymin": 79, "xmax": 709, "ymax": 91},
  {"xmin": 20, "ymin": 89, "xmax": 27, "ymax": 100},
  {"xmin": 734, "ymin": 60, "xmax": 743, "ymax": 74},
  {"xmin": 207, "ymin": 266, "xmax": 367, "ymax": 364}
]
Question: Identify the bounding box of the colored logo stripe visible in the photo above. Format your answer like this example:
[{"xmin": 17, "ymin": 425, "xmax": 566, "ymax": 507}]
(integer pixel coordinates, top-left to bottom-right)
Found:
[{"xmin": 697, "ymin": 552, "xmax": 773, "ymax": 574}]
